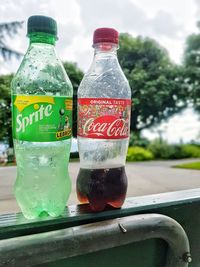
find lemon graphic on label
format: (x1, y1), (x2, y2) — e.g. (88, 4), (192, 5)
(34, 104), (39, 110)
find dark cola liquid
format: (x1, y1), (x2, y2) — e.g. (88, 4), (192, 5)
(76, 166), (127, 212)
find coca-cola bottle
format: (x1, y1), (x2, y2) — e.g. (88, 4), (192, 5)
(77, 28), (131, 212)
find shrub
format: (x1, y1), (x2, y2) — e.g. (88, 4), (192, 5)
(167, 145), (188, 159)
(148, 139), (175, 159)
(148, 139), (200, 159)
(129, 132), (150, 148)
(126, 146), (154, 161)
(181, 145), (200, 158)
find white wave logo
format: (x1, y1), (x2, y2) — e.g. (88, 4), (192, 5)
(82, 117), (129, 138)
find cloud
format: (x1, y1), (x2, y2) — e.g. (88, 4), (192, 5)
(77, 0), (185, 39)
(143, 108), (200, 143)
(0, 0), (196, 72)
(0, 0), (80, 52)
(77, 0), (148, 34)
(194, 0), (200, 30)
(0, 0), (81, 73)
(150, 10), (184, 38)
(195, 0), (200, 13)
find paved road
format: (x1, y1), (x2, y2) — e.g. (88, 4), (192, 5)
(0, 159), (200, 214)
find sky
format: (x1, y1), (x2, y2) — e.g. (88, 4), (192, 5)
(0, 0), (200, 143)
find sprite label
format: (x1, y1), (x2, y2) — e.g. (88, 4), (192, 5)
(12, 95), (72, 142)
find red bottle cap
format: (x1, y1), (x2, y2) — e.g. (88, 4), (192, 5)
(93, 28), (119, 45)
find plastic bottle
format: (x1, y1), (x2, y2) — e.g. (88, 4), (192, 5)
(11, 15), (73, 219)
(77, 28), (131, 212)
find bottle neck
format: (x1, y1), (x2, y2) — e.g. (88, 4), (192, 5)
(88, 43), (119, 72)
(29, 32), (56, 45)
(93, 43), (118, 56)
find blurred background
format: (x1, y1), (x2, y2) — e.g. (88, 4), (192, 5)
(0, 0), (200, 213)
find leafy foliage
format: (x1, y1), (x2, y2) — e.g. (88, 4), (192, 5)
(181, 144), (200, 158)
(118, 33), (187, 132)
(126, 146), (154, 161)
(148, 139), (200, 159)
(183, 25), (200, 112)
(63, 62), (84, 137)
(0, 75), (13, 146)
(0, 21), (23, 60)
(148, 139), (184, 159)
(129, 132), (150, 147)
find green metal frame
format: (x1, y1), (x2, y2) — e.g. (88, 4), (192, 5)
(0, 213), (191, 267)
(1, 188), (200, 266)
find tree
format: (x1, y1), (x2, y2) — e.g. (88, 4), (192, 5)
(63, 62), (84, 137)
(0, 21), (23, 147)
(0, 21), (23, 59)
(183, 23), (200, 113)
(0, 75), (13, 147)
(118, 33), (187, 133)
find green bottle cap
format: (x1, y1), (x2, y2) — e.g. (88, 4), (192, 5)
(27, 15), (57, 37)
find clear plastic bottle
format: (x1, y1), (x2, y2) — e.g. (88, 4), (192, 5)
(11, 16), (73, 219)
(77, 28), (131, 212)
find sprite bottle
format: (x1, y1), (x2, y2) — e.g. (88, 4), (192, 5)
(11, 15), (73, 219)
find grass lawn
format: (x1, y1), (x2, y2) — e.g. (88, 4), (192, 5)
(174, 161), (200, 170)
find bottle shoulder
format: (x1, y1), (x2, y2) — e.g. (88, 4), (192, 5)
(12, 45), (73, 97)
(78, 65), (131, 99)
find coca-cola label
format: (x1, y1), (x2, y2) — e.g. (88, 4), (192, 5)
(78, 98), (131, 139)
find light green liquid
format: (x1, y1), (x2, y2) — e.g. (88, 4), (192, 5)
(14, 139), (71, 219)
